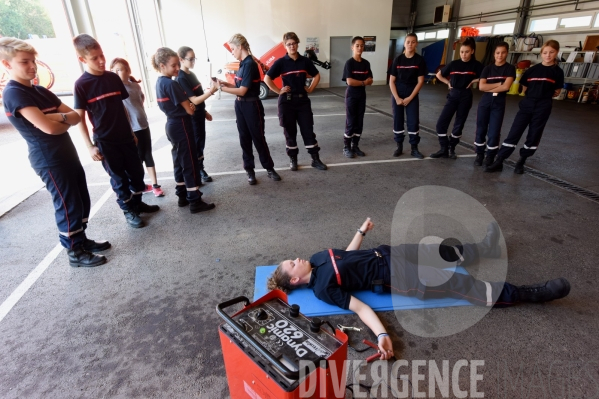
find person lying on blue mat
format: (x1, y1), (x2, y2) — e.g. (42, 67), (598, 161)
(267, 218), (570, 360)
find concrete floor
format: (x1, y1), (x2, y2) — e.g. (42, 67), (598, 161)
(1, 84), (599, 398)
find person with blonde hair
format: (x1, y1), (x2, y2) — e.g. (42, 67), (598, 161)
(1, 37), (108, 267)
(218, 33), (280, 185)
(486, 40), (564, 174)
(265, 32), (327, 171)
(152, 47), (216, 213)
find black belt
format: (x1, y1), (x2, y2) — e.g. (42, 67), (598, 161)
(236, 96), (259, 102)
(285, 93), (306, 98)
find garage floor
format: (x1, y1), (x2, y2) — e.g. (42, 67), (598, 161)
(1, 84), (598, 398)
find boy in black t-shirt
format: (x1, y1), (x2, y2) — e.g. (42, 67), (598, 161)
(1, 37), (108, 267)
(341, 36), (373, 158)
(72, 34), (159, 228)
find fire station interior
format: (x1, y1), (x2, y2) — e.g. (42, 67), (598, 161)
(1, 0), (599, 397)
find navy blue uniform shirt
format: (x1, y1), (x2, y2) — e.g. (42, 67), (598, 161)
(440, 58), (484, 90)
(390, 53), (427, 86)
(3, 80), (78, 169)
(480, 63), (516, 87)
(266, 54), (319, 94)
(236, 55), (261, 98)
(308, 248), (382, 309)
(73, 71), (131, 143)
(342, 57), (373, 97)
(520, 63), (564, 99)
(156, 76), (189, 119)
(176, 69), (206, 112)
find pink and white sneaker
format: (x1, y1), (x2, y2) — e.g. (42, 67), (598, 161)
(152, 186), (165, 197)
(143, 184), (153, 193)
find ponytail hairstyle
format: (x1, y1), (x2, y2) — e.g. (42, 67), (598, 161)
(109, 57), (141, 83)
(461, 37), (476, 52)
(266, 262), (293, 293)
(228, 33), (252, 55)
(177, 46), (193, 59)
(541, 40), (560, 64)
(494, 41), (510, 53)
(151, 47), (178, 72)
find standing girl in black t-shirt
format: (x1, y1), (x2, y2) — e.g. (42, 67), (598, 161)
(431, 38), (483, 159)
(176, 46), (214, 183)
(152, 47), (216, 213)
(341, 36), (373, 158)
(389, 33), (427, 159)
(474, 42), (516, 168)
(486, 40), (564, 174)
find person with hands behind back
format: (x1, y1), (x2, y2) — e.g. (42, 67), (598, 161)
(1, 37), (109, 267)
(152, 47), (217, 214)
(268, 217), (571, 360)
(264, 32), (327, 172)
(217, 33), (280, 185)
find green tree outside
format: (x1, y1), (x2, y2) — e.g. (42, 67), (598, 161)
(0, 0), (55, 38)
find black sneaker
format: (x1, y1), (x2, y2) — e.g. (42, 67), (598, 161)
(343, 146), (355, 158)
(124, 210), (144, 228)
(190, 199), (216, 213)
(178, 196), (189, 207)
(199, 169), (213, 182)
(246, 169), (257, 185)
(517, 278), (571, 303)
(474, 153), (484, 166)
(267, 169), (281, 181)
(137, 202), (160, 213)
(82, 238), (111, 252)
(289, 156), (298, 171)
(352, 145), (365, 157)
(67, 247), (107, 267)
(429, 147), (448, 158)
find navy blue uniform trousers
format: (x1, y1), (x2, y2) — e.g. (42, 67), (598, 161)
(278, 94), (320, 156)
(96, 140), (145, 211)
(474, 93), (507, 156)
(165, 117), (203, 201)
(191, 110), (206, 163)
(378, 244), (518, 307)
(498, 97), (552, 159)
(392, 83), (421, 145)
(36, 161), (90, 249)
(344, 90), (366, 145)
(235, 98), (275, 170)
(436, 88), (473, 147)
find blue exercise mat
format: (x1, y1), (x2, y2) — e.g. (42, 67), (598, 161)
(254, 265), (474, 317)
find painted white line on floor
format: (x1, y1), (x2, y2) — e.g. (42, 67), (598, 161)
(0, 188), (114, 324)
(210, 112), (380, 123)
(85, 154), (477, 186)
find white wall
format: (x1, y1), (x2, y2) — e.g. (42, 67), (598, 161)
(158, 0), (393, 87)
(415, 0), (448, 27)
(458, 0), (520, 23)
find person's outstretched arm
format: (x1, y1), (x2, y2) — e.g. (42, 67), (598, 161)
(346, 217), (374, 251)
(349, 296), (394, 360)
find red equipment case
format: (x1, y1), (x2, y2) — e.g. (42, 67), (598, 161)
(217, 290), (348, 398)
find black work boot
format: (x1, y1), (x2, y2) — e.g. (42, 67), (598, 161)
(124, 210), (144, 228)
(198, 159), (212, 182)
(311, 154), (327, 170)
(484, 156), (505, 173)
(343, 146), (355, 158)
(246, 169), (257, 185)
(136, 202), (160, 213)
(474, 153), (484, 166)
(477, 221), (501, 258)
(448, 146), (457, 159)
(289, 156), (298, 171)
(410, 145), (424, 159)
(190, 199), (215, 213)
(82, 238), (111, 252)
(430, 146), (448, 158)
(352, 142), (365, 157)
(67, 246), (106, 267)
(514, 156), (527, 174)
(267, 168), (281, 181)
(178, 195), (189, 207)
(517, 278), (571, 303)
(393, 142), (403, 157)
(483, 154), (495, 167)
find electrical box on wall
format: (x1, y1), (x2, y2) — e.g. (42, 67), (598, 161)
(434, 5), (451, 24)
